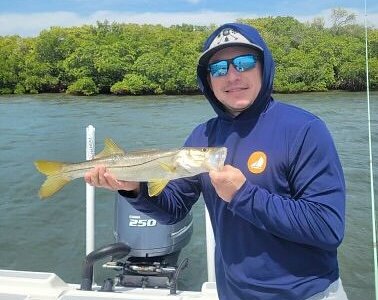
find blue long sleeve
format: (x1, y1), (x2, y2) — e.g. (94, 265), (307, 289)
(228, 118), (345, 251)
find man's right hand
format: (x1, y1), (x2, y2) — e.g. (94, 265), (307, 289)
(84, 165), (140, 194)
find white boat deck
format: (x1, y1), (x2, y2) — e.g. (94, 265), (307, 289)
(0, 269), (218, 300)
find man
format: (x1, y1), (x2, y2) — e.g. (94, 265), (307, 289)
(85, 23), (348, 300)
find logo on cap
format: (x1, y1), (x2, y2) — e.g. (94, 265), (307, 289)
(247, 151), (267, 174)
(209, 28), (251, 49)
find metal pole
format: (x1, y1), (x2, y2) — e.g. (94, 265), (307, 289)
(205, 207), (216, 282)
(86, 125), (96, 255)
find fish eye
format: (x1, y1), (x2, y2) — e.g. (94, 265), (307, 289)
(201, 148), (208, 152)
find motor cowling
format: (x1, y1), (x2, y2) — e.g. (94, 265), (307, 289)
(114, 193), (193, 262)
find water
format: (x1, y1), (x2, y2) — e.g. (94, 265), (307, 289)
(0, 92), (377, 299)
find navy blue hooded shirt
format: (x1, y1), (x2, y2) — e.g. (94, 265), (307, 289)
(121, 23), (346, 300)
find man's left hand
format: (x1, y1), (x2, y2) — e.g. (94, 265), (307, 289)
(209, 165), (246, 202)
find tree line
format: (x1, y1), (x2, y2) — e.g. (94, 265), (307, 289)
(0, 9), (377, 96)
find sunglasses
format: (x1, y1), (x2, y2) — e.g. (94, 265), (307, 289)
(208, 54), (259, 77)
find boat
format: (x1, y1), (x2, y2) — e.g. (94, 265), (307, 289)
(0, 269), (218, 299)
(1, 3), (376, 297)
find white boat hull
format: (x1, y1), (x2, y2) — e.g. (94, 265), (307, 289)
(0, 269), (218, 300)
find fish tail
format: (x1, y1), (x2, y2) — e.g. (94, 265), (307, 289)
(34, 160), (66, 175)
(34, 160), (71, 199)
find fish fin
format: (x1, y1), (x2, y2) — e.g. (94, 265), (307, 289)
(34, 160), (66, 175)
(39, 176), (71, 199)
(95, 138), (125, 158)
(147, 180), (170, 197)
(159, 162), (176, 173)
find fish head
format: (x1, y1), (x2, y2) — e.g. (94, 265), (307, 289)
(175, 147), (227, 174)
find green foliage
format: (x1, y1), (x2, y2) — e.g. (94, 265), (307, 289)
(245, 15), (376, 93)
(0, 36), (30, 94)
(111, 74), (158, 95)
(0, 13), (377, 96)
(370, 58), (378, 90)
(66, 77), (99, 96)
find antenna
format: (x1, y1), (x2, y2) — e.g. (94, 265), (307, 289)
(364, 1), (378, 299)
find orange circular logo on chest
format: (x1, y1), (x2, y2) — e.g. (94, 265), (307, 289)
(247, 151), (267, 174)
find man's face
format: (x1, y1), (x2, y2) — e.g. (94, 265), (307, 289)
(208, 46), (262, 116)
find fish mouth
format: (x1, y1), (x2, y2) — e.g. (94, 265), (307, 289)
(209, 147), (227, 170)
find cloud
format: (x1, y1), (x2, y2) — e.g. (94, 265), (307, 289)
(0, 9), (376, 37)
(296, 8), (378, 28)
(89, 10), (254, 25)
(0, 12), (84, 36)
(0, 10), (252, 36)
(185, 0), (202, 4)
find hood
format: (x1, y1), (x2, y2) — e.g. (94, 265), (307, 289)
(197, 23), (275, 121)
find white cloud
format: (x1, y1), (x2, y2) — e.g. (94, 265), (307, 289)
(0, 9), (376, 37)
(88, 10), (255, 26)
(0, 12), (85, 36)
(0, 11), (247, 36)
(185, 0), (202, 4)
(0, 10), (254, 36)
(296, 8), (378, 28)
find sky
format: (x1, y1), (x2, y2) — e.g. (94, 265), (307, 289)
(0, 0), (377, 37)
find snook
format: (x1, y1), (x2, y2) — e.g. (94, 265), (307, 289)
(34, 138), (227, 199)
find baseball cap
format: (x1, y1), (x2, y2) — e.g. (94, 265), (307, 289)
(198, 27), (263, 67)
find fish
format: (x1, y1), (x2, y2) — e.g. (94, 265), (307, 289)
(34, 138), (227, 199)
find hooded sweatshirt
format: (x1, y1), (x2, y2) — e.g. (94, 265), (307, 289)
(120, 23), (346, 300)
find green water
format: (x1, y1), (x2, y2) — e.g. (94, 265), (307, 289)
(0, 92), (377, 299)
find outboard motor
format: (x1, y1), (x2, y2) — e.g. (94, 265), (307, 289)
(99, 193), (193, 292)
(114, 193), (193, 262)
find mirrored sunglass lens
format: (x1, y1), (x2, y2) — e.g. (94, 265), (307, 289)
(233, 56), (256, 72)
(209, 61), (228, 77)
